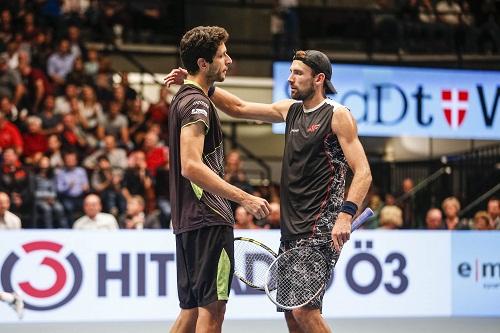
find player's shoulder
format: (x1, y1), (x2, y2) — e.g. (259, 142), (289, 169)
(325, 98), (349, 113)
(176, 86), (211, 114)
(177, 85), (210, 104)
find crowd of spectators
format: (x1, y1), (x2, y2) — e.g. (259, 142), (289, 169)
(0, 1), (173, 230)
(364, 177), (499, 231)
(371, 0), (500, 54)
(0, 1), (497, 232)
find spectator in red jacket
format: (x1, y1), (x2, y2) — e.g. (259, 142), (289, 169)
(22, 116), (48, 164)
(0, 98), (23, 155)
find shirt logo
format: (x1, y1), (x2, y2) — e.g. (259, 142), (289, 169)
(290, 129), (299, 133)
(193, 100), (209, 109)
(191, 108), (208, 117)
(307, 124), (321, 133)
(441, 89), (468, 129)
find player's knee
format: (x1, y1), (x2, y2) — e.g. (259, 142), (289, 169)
(285, 312), (301, 332)
(292, 307), (320, 324)
(217, 302), (227, 322)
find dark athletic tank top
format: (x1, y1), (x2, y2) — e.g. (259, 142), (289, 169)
(280, 99), (348, 241)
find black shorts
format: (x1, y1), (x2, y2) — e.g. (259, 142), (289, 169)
(176, 225), (234, 309)
(277, 237), (339, 312)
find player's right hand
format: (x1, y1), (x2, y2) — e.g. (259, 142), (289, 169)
(163, 67), (188, 87)
(241, 194), (271, 220)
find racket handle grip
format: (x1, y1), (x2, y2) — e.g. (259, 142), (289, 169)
(351, 207), (374, 231)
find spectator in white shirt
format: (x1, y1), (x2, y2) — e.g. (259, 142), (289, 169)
(0, 192), (21, 229)
(73, 194), (119, 230)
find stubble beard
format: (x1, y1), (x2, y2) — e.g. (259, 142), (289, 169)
(207, 66), (226, 83)
(291, 83), (315, 101)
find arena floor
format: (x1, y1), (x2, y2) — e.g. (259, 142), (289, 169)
(2, 318), (500, 333)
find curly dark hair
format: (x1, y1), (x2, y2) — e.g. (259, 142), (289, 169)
(180, 26), (229, 75)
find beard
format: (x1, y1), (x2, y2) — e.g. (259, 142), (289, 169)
(291, 83), (315, 101)
(206, 65), (226, 83)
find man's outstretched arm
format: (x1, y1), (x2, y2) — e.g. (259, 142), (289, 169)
(211, 87), (292, 123)
(163, 67), (293, 123)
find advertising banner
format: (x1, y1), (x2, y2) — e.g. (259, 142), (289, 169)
(0, 230), (497, 323)
(452, 231), (500, 316)
(272, 63), (500, 139)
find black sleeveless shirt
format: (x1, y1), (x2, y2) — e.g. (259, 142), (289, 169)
(280, 99), (348, 241)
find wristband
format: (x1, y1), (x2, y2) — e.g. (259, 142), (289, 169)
(340, 201), (358, 217)
(207, 85), (216, 97)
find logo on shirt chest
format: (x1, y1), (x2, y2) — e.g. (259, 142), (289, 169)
(306, 124), (321, 133)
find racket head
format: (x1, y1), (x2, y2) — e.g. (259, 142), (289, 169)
(265, 246), (330, 310)
(234, 237), (278, 290)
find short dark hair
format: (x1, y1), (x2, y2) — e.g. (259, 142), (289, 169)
(180, 26), (229, 75)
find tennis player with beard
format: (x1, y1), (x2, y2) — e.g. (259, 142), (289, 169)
(168, 26), (270, 333)
(165, 49), (371, 333)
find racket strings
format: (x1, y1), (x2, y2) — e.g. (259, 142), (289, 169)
(267, 247), (329, 309)
(234, 239), (276, 289)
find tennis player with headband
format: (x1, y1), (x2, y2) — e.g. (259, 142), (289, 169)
(165, 49), (371, 333)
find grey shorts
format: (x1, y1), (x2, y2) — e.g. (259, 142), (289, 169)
(276, 237), (339, 312)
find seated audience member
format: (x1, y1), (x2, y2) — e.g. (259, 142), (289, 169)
(56, 151), (89, 223)
(73, 194), (119, 230)
(425, 207), (445, 230)
(234, 205), (268, 229)
(83, 135), (127, 172)
(60, 112), (88, 155)
(473, 211), (493, 231)
(0, 148), (32, 226)
(54, 83), (78, 115)
(66, 56), (93, 86)
(146, 85), (170, 144)
(265, 202), (280, 229)
(47, 38), (76, 89)
(90, 156), (125, 217)
(224, 150), (253, 193)
(127, 98), (148, 147)
(0, 54), (25, 106)
(442, 196), (469, 230)
(0, 192), (21, 229)
(98, 100), (131, 148)
(0, 98), (23, 155)
(18, 60), (53, 113)
(486, 198), (499, 229)
(40, 95), (63, 136)
(120, 195), (146, 229)
(0, 95), (25, 129)
(378, 205), (403, 229)
(365, 194), (383, 229)
(22, 116), (48, 164)
(121, 151), (153, 208)
(84, 48), (99, 78)
(142, 131), (167, 177)
(34, 156), (68, 228)
(397, 177), (417, 229)
(46, 134), (64, 168)
(77, 85), (104, 149)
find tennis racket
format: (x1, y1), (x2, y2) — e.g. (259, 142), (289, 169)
(234, 236), (278, 290)
(264, 207), (374, 310)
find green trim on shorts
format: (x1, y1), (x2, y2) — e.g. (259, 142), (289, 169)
(217, 248), (231, 300)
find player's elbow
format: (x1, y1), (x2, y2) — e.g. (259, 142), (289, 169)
(363, 166), (372, 186)
(224, 103), (245, 118)
(354, 162), (372, 186)
(180, 160), (198, 180)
